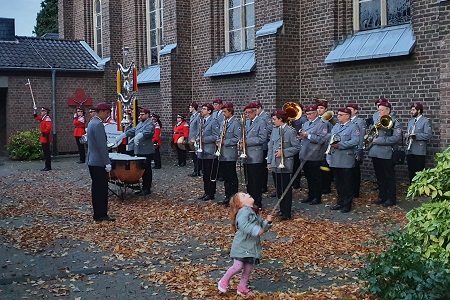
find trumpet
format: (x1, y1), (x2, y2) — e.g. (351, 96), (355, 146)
(196, 116), (204, 153)
(325, 134), (341, 155)
(278, 126), (285, 169)
(364, 115), (393, 150)
(239, 114), (247, 158)
(322, 111), (336, 126)
(214, 119), (227, 157)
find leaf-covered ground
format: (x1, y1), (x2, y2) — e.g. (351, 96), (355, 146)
(0, 157), (421, 299)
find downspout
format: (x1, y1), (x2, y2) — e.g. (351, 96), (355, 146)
(51, 69), (57, 156)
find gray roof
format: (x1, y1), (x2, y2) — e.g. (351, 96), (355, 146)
(0, 36), (104, 72)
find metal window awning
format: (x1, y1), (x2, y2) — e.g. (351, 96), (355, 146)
(204, 50), (255, 77)
(325, 24), (416, 64)
(137, 65), (160, 84)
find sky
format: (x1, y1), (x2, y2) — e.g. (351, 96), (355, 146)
(0, 0), (42, 36)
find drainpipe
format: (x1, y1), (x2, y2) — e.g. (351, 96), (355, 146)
(51, 69), (57, 156)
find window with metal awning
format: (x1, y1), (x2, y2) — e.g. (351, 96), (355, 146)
(137, 65), (160, 84)
(325, 23), (416, 64)
(204, 50), (255, 77)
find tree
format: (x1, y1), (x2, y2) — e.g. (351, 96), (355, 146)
(34, 0), (59, 37)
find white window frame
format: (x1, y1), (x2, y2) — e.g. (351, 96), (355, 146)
(224, 0), (255, 53)
(146, 0), (164, 65)
(93, 0), (103, 57)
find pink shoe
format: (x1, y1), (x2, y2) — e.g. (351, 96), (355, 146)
(237, 285), (254, 296)
(218, 279), (228, 293)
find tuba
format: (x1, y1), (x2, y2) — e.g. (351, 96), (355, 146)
(363, 115), (394, 150)
(321, 111), (336, 126)
(282, 102), (303, 123)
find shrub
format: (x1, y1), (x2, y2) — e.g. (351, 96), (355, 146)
(407, 146), (450, 201)
(359, 231), (450, 300)
(6, 129), (42, 160)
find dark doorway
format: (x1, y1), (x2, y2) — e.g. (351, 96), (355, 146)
(0, 88), (7, 153)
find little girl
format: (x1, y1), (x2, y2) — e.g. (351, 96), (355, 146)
(218, 192), (273, 295)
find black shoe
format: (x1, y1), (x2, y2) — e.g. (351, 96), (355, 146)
(373, 198), (386, 205)
(382, 200), (396, 207)
(178, 163), (186, 167)
(340, 206), (351, 213)
(301, 198), (313, 203)
(218, 199), (230, 206)
(270, 192), (277, 198)
(140, 190), (152, 196)
(41, 167), (51, 171)
(134, 190), (143, 195)
(276, 211), (283, 217)
(201, 195), (215, 201)
(76, 161), (85, 164)
(322, 189), (331, 195)
(94, 216), (116, 222)
(330, 204), (342, 210)
(281, 215), (291, 221)
(188, 172), (197, 177)
(197, 194), (207, 200)
(309, 199), (322, 205)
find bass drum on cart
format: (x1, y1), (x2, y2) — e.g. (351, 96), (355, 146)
(108, 153), (146, 184)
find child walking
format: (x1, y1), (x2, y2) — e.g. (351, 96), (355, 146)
(218, 192), (273, 295)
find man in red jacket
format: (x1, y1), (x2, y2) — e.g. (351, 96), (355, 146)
(34, 107), (53, 171)
(73, 107), (86, 163)
(173, 114), (189, 166)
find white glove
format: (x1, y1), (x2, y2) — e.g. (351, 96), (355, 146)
(105, 164), (112, 172)
(134, 133), (144, 145)
(114, 133), (127, 146)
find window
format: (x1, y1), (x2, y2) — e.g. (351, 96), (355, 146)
(225, 0), (255, 52)
(353, 0), (410, 31)
(93, 0), (103, 57)
(147, 0), (164, 65)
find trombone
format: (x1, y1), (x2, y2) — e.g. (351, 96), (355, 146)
(196, 116), (204, 153)
(238, 114), (248, 185)
(211, 118), (227, 182)
(278, 126), (285, 169)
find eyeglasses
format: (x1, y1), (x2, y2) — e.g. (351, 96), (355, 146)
(337, 114), (348, 116)
(305, 112), (316, 115)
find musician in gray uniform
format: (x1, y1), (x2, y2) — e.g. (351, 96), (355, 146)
(405, 102), (432, 183)
(217, 102), (241, 206)
(86, 102), (115, 222)
(299, 105), (329, 205)
(115, 108), (155, 196)
(188, 102), (201, 177)
(347, 103), (366, 198)
(268, 110), (301, 220)
(212, 98), (224, 123)
(367, 101), (402, 207)
(197, 103), (220, 201)
(242, 102), (268, 209)
(317, 100), (333, 194)
(255, 100), (272, 194)
(290, 104), (307, 189)
(327, 108), (360, 213)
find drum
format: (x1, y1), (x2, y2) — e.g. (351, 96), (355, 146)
(108, 153), (146, 184)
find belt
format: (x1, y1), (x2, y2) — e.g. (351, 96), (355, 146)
(174, 132), (184, 134)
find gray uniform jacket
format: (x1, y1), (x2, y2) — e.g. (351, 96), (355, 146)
(230, 206), (272, 260)
(125, 119), (155, 155)
(244, 116), (268, 164)
(197, 116), (219, 160)
(188, 112), (200, 141)
(291, 115), (307, 133)
(267, 125), (301, 173)
(327, 122), (360, 168)
(213, 110), (224, 123)
(351, 115), (366, 159)
(368, 117), (402, 159)
(299, 118), (329, 161)
(258, 110), (272, 151)
(405, 115), (432, 156)
(86, 116), (110, 167)
(218, 116), (241, 162)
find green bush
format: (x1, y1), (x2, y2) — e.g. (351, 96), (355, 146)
(6, 129), (42, 160)
(359, 231), (450, 300)
(407, 146), (450, 201)
(406, 201), (450, 263)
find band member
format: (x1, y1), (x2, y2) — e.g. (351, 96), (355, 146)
(74, 107), (86, 164)
(367, 98), (397, 127)
(34, 107), (52, 171)
(405, 102), (432, 183)
(197, 103), (220, 201)
(347, 103), (366, 198)
(212, 98), (224, 123)
(173, 114), (189, 167)
(86, 102), (114, 222)
(88, 107), (97, 118)
(267, 110), (301, 220)
(217, 102), (241, 206)
(327, 108), (360, 213)
(254, 100), (272, 194)
(367, 101), (402, 207)
(188, 102), (201, 176)
(115, 108), (155, 196)
(290, 103), (307, 189)
(242, 102), (268, 209)
(317, 100), (333, 194)
(299, 105), (329, 205)
(152, 113), (162, 169)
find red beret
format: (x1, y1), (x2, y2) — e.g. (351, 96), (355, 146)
(41, 107), (51, 112)
(190, 102), (199, 110)
(376, 98), (388, 105)
(202, 103), (214, 112)
(271, 110), (287, 117)
(316, 100), (328, 108)
(140, 109), (151, 114)
(304, 105), (318, 112)
(346, 103), (358, 110)
(412, 102), (423, 111)
(244, 102), (257, 110)
(95, 102), (111, 111)
(378, 101), (392, 108)
(213, 98), (223, 105)
(151, 113), (160, 119)
(254, 100), (263, 108)
(177, 114), (185, 119)
(221, 102), (233, 109)
(338, 107), (351, 115)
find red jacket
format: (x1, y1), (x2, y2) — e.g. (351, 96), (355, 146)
(172, 121), (189, 143)
(73, 116), (86, 137)
(153, 122), (162, 146)
(35, 115), (52, 144)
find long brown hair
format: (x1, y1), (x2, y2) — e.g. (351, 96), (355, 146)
(229, 193), (242, 232)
